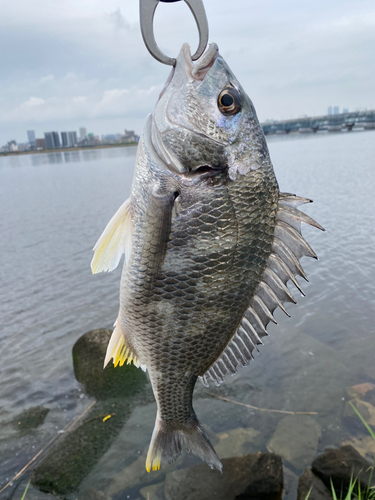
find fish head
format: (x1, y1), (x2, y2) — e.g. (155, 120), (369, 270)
(151, 42), (269, 180)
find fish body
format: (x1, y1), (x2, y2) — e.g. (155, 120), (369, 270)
(92, 43), (323, 472)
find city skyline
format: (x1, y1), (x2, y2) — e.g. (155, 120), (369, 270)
(1, 0), (374, 145)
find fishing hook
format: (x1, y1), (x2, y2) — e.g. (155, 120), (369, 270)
(139, 0), (209, 66)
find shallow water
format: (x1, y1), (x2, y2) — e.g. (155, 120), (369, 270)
(0, 132), (374, 499)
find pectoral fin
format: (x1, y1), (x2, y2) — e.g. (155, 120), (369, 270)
(91, 197), (132, 274)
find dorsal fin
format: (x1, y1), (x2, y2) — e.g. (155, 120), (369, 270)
(91, 197), (132, 274)
(199, 193), (324, 387)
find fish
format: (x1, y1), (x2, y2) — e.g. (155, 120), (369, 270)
(91, 42), (324, 473)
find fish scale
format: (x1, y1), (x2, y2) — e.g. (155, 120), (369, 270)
(91, 42), (324, 472)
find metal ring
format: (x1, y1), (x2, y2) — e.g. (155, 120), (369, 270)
(139, 0), (209, 66)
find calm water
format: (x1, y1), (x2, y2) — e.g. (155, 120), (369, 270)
(0, 132), (374, 499)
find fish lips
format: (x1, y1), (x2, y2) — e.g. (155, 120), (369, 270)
(158, 43), (220, 102)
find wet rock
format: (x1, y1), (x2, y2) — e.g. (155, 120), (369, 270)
(32, 375), (148, 496)
(164, 452), (283, 500)
(312, 445), (375, 492)
(72, 328), (147, 400)
(343, 399), (375, 427)
(12, 406), (49, 431)
(297, 468), (332, 500)
(215, 427), (261, 459)
(283, 466), (298, 500)
(140, 482), (165, 500)
(267, 415), (321, 470)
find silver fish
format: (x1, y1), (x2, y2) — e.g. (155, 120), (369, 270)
(91, 42), (324, 472)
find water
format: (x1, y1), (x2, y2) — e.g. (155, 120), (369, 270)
(0, 132), (374, 499)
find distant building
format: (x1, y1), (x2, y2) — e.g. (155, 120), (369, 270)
(7, 140), (18, 152)
(61, 131), (78, 147)
(27, 130), (36, 147)
(333, 106), (339, 115)
(343, 108), (349, 114)
(79, 127), (87, 141)
(44, 131), (61, 149)
(327, 106), (333, 116)
(36, 138), (46, 149)
(122, 129), (138, 144)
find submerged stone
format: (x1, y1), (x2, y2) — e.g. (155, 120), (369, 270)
(266, 415), (321, 470)
(31, 329), (149, 496)
(72, 328), (147, 400)
(13, 406), (50, 431)
(164, 452), (283, 500)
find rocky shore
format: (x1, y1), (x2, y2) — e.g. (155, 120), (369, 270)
(16, 329), (375, 500)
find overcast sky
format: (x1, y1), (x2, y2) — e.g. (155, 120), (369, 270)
(1, 0), (374, 145)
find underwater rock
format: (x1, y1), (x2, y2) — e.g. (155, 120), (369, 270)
(347, 383), (375, 404)
(31, 400), (135, 495)
(267, 415), (321, 469)
(12, 406), (49, 431)
(297, 468), (332, 500)
(140, 482), (165, 500)
(32, 333), (148, 497)
(215, 427), (261, 459)
(282, 466), (298, 500)
(343, 399), (375, 430)
(72, 328), (147, 399)
(312, 445), (375, 492)
(164, 452), (283, 500)
(341, 435), (375, 462)
(84, 488), (111, 500)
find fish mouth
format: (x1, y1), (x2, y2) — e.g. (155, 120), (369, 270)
(152, 43), (222, 175)
(182, 42), (219, 81)
(158, 42), (219, 101)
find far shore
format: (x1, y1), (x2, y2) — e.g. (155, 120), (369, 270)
(0, 142), (138, 157)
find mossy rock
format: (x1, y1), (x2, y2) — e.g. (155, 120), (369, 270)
(13, 406), (49, 431)
(72, 328), (147, 400)
(31, 399), (131, 496)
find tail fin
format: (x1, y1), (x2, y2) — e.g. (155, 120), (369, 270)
(145, 413), (222, 472)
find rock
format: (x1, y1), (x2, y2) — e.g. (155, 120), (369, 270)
(267, 415), (321, 470)
(140, 482), (165, 500)
(215, 427), (261, 459)
(164, 452), (283, 500)
(72, 328), (147, 400)
(283, 466), (298, 500)
(347, 383), (375, 404)
(297, 469), (332, 500)
(312, 445), (375, 492)
(84, 489), (111, 500)
(31, 399), (135, 495)
(12, 406), (49, 431)
(343, 399), (375, 427)
(341, 436), (375, 462)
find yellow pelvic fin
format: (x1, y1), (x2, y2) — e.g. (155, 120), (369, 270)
(91, 197), (132, 274)
(103, 324), (139, 369)
(146, 452), (161, 473)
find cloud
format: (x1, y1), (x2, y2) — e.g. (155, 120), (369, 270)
(1, 85), (162, 123)
(106, 8), (130, 31)
(39, 75), (54, 84)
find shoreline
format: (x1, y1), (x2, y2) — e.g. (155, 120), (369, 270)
(0, 142), (138, 157)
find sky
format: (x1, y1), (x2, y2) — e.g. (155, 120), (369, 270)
(1, 0), (374, 145)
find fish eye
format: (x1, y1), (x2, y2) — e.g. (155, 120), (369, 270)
(218, 87), (241, 116)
